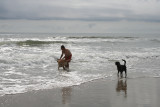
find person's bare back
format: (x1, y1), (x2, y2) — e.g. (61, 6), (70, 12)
(62, 49), (72, 58)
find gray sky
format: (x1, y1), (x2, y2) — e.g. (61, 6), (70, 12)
(0, 0), (160, 33)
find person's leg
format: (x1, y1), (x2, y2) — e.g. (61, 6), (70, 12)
(67, 62), (69, 69)
(65, 62), (69, 69)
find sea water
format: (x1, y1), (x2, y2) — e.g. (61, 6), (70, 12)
(0, 33), (160, 96)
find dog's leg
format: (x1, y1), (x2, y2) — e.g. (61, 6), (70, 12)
(125, 70), (127, 78)
(117, 71), (120, 77)
(63, 66), (66, 70)
(58, 66), (59, 70)
(121, 72), (123, 78)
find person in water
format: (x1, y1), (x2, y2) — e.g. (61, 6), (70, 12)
(60, 45), (72, 69)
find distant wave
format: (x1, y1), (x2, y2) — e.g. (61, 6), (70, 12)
(0, 40), (68, 46)
(67, 36), (136, 39)
(0, 36), (137, 46)
(151, 39), (160, 43)
(16, 40), (68, 46)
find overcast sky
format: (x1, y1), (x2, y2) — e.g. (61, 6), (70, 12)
(0, 0), (160, 33)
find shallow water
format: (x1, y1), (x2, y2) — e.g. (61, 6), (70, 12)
(0, 33), (160, 96)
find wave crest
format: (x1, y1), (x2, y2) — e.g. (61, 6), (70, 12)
(17, 40), (68, 46)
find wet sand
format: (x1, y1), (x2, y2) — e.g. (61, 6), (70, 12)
(0, 77), (160, 107)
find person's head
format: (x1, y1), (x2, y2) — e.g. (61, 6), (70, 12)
(61, 45), (65, 50)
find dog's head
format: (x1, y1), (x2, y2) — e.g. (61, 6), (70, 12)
(115, 62), (120, 66)
(57, 59), (60, 63)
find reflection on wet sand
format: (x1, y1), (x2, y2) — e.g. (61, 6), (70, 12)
(116, 78), (127, 97)
(61, 87), (72, 104)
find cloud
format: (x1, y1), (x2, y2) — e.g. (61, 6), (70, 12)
(0, 0), (160, 22)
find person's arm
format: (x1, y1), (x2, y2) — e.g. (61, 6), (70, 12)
(60, 52), (64, 59)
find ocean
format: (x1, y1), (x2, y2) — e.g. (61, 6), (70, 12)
(0, 33), (160, 96)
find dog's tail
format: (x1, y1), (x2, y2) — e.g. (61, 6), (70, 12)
(122, 59), (126, 66)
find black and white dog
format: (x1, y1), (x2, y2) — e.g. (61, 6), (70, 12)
(115, 59), (127, 77)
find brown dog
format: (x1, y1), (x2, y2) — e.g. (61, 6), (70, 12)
(57, 59), (67, 70)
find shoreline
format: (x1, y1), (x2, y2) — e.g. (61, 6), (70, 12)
(0, 77), (160, 107)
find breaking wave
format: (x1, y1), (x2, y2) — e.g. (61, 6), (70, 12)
(16, 40), (68, 46)
(0, 40), (68, 46)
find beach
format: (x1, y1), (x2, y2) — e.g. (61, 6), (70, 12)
(0, 77), (159, 107)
